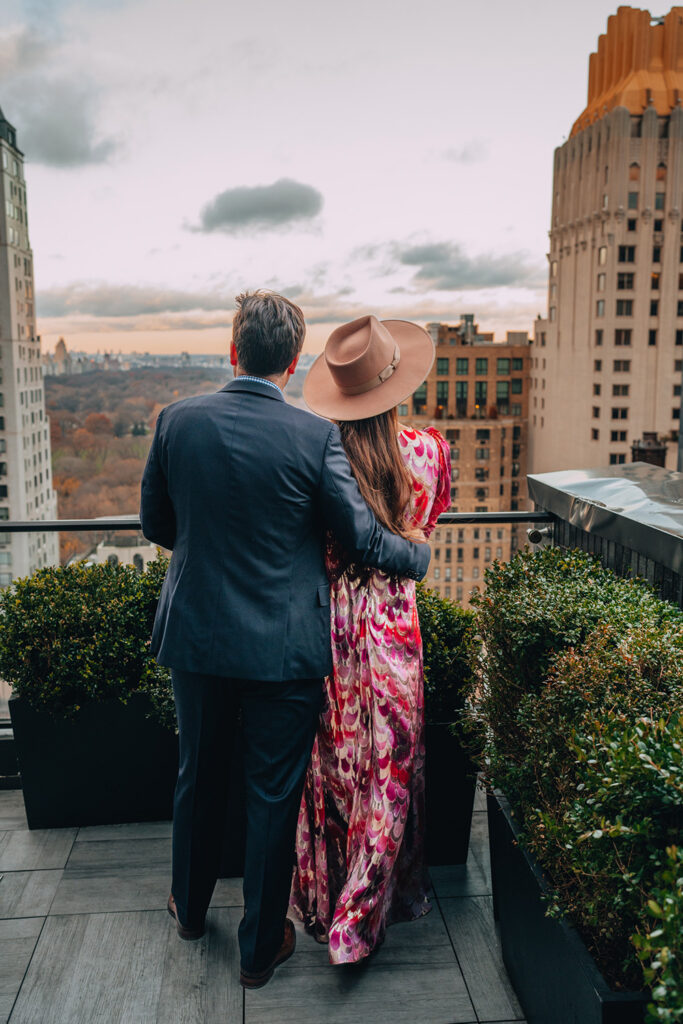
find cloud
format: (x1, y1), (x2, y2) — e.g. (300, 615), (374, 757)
(0, 24), (117, 167)
(397, 241), (544, 291)
(37, 283), (233, 318)
(441, 140), (488, 163)
(195, 178), (323, 233)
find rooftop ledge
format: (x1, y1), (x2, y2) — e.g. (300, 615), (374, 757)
(528, 461), (683, 575)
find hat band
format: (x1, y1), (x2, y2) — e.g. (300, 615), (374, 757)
(335, 346), (401, 396)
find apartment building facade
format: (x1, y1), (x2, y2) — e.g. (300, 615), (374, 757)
(405, 316), (531, 603)
(529, 6), (683, 474)
(0, 105), (58, 583)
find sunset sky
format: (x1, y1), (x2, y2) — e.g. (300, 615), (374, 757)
(0, 0), (651, 356)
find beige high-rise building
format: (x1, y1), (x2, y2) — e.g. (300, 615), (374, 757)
(0, 105), (58, 584)
(529, 6), (683, 475)
(408, 316), (532, 604)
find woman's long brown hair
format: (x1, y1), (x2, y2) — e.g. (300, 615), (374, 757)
(337, 406), (414, 539)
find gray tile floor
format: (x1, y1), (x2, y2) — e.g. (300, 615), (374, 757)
(0, 786), (526, 1024)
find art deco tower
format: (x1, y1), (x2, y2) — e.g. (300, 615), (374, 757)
(0, 106), (58, 583)
(529, 7), (683, 474)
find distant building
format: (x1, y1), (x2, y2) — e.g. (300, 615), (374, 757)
(0, 105), (58, 584)
(530, 7), (683, 475)
(408, 316), (531, 604)
(71, 532), (165, 571)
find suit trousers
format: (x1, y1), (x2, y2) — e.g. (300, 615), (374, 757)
(171, 669), (323, 972)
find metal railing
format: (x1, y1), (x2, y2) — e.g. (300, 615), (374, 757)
(0, 510), (552, 533)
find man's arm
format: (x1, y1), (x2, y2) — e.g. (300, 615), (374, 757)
(318, 424), (430, 581)
(140, 409), (176, 550)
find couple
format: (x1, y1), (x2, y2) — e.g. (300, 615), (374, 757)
(140, 290), (451, 987)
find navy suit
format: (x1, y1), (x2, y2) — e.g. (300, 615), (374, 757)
(140, 376), (429, 971)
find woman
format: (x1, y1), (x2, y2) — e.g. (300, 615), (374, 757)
(290, 314), (451, 964)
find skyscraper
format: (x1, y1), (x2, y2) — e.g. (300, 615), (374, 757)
(408, 316), (531, 603)
(0, 105), (58, 583)
(529, 6), (683, 475)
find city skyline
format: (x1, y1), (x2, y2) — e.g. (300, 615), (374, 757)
(0, 0), (653, 354)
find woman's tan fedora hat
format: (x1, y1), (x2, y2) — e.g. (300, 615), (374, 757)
(303, 315), (435, 421)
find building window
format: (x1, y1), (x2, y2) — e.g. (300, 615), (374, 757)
(678, 301), (683, 317)
(456, 567), (463, 581)
(613, 359), (631, 371)
(592, 428), (599, 440)
(511, 404), (522, 416)
(649, 329), (657, 346)
(655, 192), (665, 210)
(475, 447), (490, 460)
(650, 301), (659, 317)
(653, 245), (662, 263)
(455, 381), (468, 416)
(615, 329), (632, 346)
(597, 273), (606, 291)
(496, 381), (509, 412)
(594, 359), (602, 371)
(475, 358), (488, 375)
(618, 245), (635, 262)
(596, 299), (605, 317)
(654, 219), (663, 232)
(674, 408), (681, 420)
(627, 218), (637, 231)
(398, 404), (408, 416)
(598, 245), (608, 265)
(657, 163), (667, 181)
(511, 378), (522, 394)
(612, 384), (630, 396)
(434, 567), (440, 580)
(609, 453), (627, 465)
(595, 329), (603, 346)
(678, 331), (683, 346)
(593, 383), (601, 395)
(616, 299), (633, 316)
(611, 430), (627, 441)
(456, 357), (468, 375)
(549, 306), (556, 322)
(592, 406), (601, 418)
(412, 382), (427, 414)
(617, 272), (634, 289)
(497, 358), (510, 375)
(611, 407), (629, 419)
(436, 358), (449, 376)
(512, 357), (523, 371)
(472, 567), (480, 580)
(627, 192), (639, 209)
(550, 260), (557, 276)
(474, 381), (487, 412)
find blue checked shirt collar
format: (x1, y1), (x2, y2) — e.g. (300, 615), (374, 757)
(236, 374), (283, 395)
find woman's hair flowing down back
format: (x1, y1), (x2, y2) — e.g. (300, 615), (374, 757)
(337, 406), (414, 540)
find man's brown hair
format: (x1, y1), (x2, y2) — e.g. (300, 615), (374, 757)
(232, 291), (306, 376)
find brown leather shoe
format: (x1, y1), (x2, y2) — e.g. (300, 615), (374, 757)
(240, 919), (296, 989)
(167, 893), (205, 940)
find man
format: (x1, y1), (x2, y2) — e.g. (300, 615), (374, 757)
(140, 291), (430, 989)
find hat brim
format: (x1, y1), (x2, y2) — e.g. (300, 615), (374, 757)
(303, 319), (435, 421)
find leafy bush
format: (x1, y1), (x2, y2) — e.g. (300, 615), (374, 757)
(0, 557), (174, 725)
(634, 843), (683, 1023)
(416, 583), (475, 724)
(468, 547), (683, 1013)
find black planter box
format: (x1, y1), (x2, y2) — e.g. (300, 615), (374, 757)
(487, 790), (650, 1024)
(425, 721), (476, 865)
(10, 694), (179, 829)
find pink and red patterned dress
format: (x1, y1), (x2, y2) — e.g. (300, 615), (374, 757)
(290, 426), (451, 964)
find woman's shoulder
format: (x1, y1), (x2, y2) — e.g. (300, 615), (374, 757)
(398, 424), (448, 461)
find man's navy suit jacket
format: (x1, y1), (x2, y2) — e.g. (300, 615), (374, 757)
(140, 376), (430, 681)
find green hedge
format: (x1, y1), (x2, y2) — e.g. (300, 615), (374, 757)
(0, 561), (473, 736)
(467, 547), (683, 1020)
(416, 582), (475, 725)
(0, 558), (172, 722)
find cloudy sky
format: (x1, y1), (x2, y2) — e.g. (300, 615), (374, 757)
(0, 0), (642, 354)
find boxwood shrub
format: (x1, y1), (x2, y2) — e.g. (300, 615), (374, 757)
(416, 582), (475, 725)
(0, 557), (173, 724)
(468, 547), (683, 1020)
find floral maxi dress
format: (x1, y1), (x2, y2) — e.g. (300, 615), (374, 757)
(290, 426), (452, 964)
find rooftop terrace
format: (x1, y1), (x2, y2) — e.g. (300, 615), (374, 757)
(0, 786), (525, 1024)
